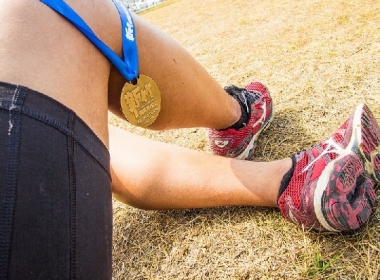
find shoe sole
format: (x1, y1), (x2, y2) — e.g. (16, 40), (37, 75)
(313, 104), (379, 232)
(358, 104), (380, 183)
(236, 105), (274, 160)
(320, 154), (376, 231)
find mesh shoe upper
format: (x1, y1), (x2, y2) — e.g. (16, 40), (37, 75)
(278, 104), (379, 232)
(208, 81), (273, 160)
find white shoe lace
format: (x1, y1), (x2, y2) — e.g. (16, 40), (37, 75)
(302, 137), (345, 173)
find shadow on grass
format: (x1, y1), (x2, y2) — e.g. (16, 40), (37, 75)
(112, 108), (380, 279)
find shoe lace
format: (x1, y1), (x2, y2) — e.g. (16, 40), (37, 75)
(302, 137), (344, 173)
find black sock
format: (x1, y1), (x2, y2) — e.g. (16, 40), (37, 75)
(224, 85), (251, 130)
(277, 155), (296, 201)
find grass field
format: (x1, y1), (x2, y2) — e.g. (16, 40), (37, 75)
(111, 0), (380, 279)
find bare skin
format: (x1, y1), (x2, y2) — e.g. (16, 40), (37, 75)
(0, 0), (290, 209)
(108, 14), (242, 131)
(110, 125), (290, 209)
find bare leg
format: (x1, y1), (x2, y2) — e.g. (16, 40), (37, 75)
(108, 14), (242, 130)
(110, 125), (291, 209)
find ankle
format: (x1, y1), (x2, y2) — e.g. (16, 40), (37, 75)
(228, 96), (245, 128)
(277, 157), (296, 204)
(224, 86), (251, 130)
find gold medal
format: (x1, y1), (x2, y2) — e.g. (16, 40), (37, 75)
(120, 75), (162, 127)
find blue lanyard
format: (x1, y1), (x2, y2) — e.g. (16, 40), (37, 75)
(39, 0), (139, 82)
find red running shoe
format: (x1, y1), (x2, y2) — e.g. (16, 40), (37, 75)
(208, 82), (273, 160)
(278, 104), (380, 232)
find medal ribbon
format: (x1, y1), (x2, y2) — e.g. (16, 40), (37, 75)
(39, 0), (139, 81)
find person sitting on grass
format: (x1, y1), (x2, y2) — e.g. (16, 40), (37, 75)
(0, 0), (379, 279)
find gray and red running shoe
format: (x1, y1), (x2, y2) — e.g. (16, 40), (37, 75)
(208, 81), (273, 160)
(278, 104), (380, 232)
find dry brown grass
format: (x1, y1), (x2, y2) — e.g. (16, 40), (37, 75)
(111, 0), (380, 279)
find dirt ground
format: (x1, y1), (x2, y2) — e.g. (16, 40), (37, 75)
(110, 0), (380, 279)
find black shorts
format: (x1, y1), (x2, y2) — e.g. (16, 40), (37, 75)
(0, 82), (112, 279)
